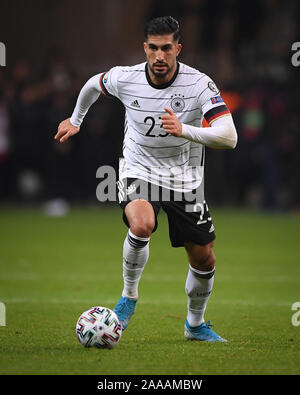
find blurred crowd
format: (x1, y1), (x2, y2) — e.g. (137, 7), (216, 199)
(0, 0), (299, 211)
(0, 50), (125, 207)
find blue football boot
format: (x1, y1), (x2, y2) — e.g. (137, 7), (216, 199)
(184, 320), (227, 342)
(113, 296), (137, 330)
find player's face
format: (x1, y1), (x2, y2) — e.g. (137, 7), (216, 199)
(144, 34), (182, 82)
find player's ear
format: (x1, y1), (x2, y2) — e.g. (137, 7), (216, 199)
(143, 42), (148, 54)
(176, 43), (182, 57)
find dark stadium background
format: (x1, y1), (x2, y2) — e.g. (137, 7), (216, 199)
(0, 0), (299, 211)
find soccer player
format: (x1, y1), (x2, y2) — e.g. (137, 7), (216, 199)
(55, 16), (237, 342)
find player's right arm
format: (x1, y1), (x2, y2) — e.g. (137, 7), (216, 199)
(55, 73), (105, 143)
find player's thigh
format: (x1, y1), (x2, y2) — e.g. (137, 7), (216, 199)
(118, 178), (160, 237)
(125, 199), (156, 238)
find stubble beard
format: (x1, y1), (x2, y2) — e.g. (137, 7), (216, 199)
(149, 62), (172, 80)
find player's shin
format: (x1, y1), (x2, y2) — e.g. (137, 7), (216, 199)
(185, 265), (215, 327)
(122, 229), (150, 300)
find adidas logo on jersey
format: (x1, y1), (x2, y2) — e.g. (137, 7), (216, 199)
(130, 99), (141, 108)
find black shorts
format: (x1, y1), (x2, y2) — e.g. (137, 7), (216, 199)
(118, 178), (216, 247)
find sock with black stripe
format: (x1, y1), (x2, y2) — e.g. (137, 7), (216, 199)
(122, 229), (150, 300)
(185, 265), (215, 327)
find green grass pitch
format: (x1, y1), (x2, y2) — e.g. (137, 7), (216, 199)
(0, 206), (299, 375)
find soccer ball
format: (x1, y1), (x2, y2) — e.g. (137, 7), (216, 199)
(76, 306), (122, 349)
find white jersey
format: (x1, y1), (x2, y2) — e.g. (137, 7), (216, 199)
(100, 61), (230, 193)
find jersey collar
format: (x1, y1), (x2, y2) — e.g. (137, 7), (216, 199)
(145, 62), (180, 89)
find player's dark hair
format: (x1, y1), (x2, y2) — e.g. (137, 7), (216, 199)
(144, 16), (180, 42)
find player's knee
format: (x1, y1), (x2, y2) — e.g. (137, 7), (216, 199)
(188, 244), (216, 272)
(130, 220), (154, 238)
(125, 199), (155, 238)
(206, 249), (216, 271)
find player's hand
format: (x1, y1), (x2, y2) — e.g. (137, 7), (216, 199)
(161, 108), (182, 137)
(55, 118), (80, 143)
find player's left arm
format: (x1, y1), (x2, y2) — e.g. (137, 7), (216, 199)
(161, 108), (237, 149)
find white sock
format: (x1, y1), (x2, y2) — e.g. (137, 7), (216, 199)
(122, 229), (150, 300)
(185, 265), (215, 327)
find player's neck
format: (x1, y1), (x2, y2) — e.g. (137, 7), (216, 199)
(146, 62), (179, 89)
